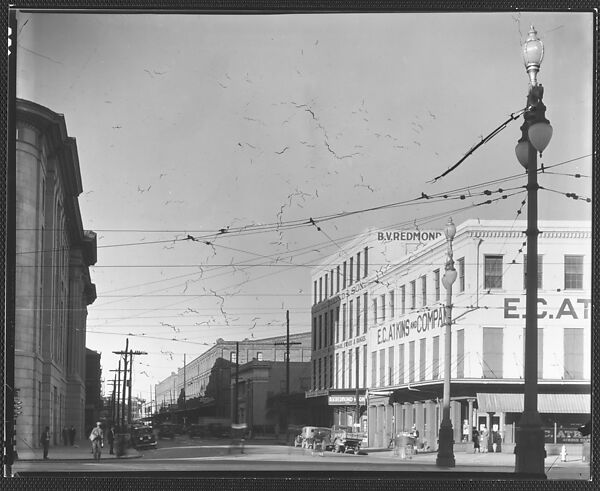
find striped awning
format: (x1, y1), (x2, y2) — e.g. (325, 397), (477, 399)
(477, 393), (590, 414)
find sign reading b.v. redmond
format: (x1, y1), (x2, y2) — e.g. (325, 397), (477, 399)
(377, 230), (443, 242)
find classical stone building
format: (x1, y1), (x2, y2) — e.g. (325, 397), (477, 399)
(15, 99), (96, 450)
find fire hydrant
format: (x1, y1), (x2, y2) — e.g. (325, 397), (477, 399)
(560, 445), (567, 462)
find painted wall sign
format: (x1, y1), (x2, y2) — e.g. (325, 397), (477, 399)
(376, 306), (445, 345)
(503, 297), (591, 320)
(335, 334), (367, 350)
(377, 230), (442, 242)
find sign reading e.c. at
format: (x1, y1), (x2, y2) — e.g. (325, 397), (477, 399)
(504, 297), (591, 320)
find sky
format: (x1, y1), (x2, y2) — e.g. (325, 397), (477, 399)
(15, 10), (593, 404)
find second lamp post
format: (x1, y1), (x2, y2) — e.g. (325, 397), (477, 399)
(436, 218), (457, 467)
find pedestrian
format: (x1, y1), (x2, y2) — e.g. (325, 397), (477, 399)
(89, 421), (104, 461)
(107, 425), (115, 455)
(480, 426), (489, 453)
(472, 428), (480, 453)
(62, 426), (68, 446)
(69, 425), (76, 446)
(410, 424), (420, 453)
(40, 426), (51, 460)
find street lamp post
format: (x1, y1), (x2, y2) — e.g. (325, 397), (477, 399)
(436, 217), (457, 467)
(514, 25), (552, 477)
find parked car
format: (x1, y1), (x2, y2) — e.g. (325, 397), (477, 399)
(188, 424), (204, 438)
(299, 426), (332, 450)
(130, 426), (158, 449)
(158, 423), (177, 439)
(330, 425), (363, 454)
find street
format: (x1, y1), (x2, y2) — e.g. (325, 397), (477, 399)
(12, 436), (591, 480)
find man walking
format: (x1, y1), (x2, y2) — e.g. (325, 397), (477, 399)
(107, 425), (115, 455)
(89, 422), (104, 461)
(69, 425), (76, 446)
(40, 426), (51, 460)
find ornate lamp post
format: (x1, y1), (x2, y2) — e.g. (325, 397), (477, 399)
(436, 217), (457, 467)
(514, 26), (552, 477)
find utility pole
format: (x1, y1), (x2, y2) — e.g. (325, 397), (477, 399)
(127, 349), (148, 425)
(274, 310), (301, 435)
(109, 361), (122, 427)
(234, 342), (239, 424)
(113, 338), (129, 428)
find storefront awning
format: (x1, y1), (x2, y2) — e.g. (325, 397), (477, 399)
(477, 393), (590, 414)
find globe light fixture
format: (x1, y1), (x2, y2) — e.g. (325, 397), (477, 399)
(523, 25), (544, 87)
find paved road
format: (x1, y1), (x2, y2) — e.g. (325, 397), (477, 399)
(12, 438), (591, 481)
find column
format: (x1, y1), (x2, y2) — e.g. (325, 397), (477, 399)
(467, 398), (475, 443)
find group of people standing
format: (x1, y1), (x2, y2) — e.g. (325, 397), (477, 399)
(39, 422), (117, 461)
(472, 426), (501, 453)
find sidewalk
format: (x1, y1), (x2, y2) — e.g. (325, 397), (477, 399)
(366, 447), (589, 470)
(16, 443), (142, 461)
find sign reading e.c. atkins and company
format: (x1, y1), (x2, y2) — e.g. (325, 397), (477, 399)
(376, 306), (445, 345)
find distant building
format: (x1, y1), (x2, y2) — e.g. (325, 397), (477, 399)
(14, 99), (96, 450)
(154, 333), (312, 424)
(84, 349), (103, 433)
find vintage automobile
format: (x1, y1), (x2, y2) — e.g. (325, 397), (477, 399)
(130, 426), (158, 450)
(157, 423), (177, 439)
(299, 426), (332, 450)
(187, 424), (204, 439)
(330, 425), (364, 454)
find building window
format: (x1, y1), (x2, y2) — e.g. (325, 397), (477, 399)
(363, 345), (367, 387)
(421, 275), (427, 307)
(335, 353), (339, 388)
(379, 348), (386, 387)
(330, 311), (335, 348)
(323, 356), (328, 388)
(456, 329), (464, 378)
(389, 290), (395, 319)
(388, 346), (394, 385)
(432, 336), (440, 379)
(372, 352), (378, 387)
(314, 280), (317, 304)
(356, 252), (361, 282)
(564, 328), (584, 379)
(318, 315), (322, 350)
(331, 269), (334, 295)
(356, 296), (361, 336)
(408, 341), (415, 383)
(410, 280), (416, 310)
(434, 269), (440, 302)
(341, 352), (346, 388)
(330, 355), (334, 388)
(230, 352), (237, 363)
(324, 313), (328, 347)
(355, 347), (360, 388)
(342, 304), (347, 340)
(381, 294), (386, 321)
(319, 277), (323, 302)
(364, 247), (369, 277)
(324, 273), (328, 299)
(457, 257), (465, 292)
(349, 257), (354, 285)
(482, 327), (503, 378)
(343, 261), (347, 289)
(336, 266), (340, 292)
(484, 255), (503, 289)
(400, 286), (406, 315)
(318, 358), (322, 389)
(373, 298), (378, 324)
(257, 352), (263, 361)
(398, 344), (404, 384)
(363, 293), (368, 333)
(523, 255), (543, 289)
(349, 300), (354, 339)
(564, 255), (584, 290)
(348, 349), (353, 389)
(419, 338), (426, 380)
(336, 307), (340, 343)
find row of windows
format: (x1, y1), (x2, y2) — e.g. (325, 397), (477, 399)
(313, 345), (369, 391)
(485, 254), (585, 290)
(312, 293), (370, 350)
(313, 247), (369, 304)
(313, 326), (585, 391)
